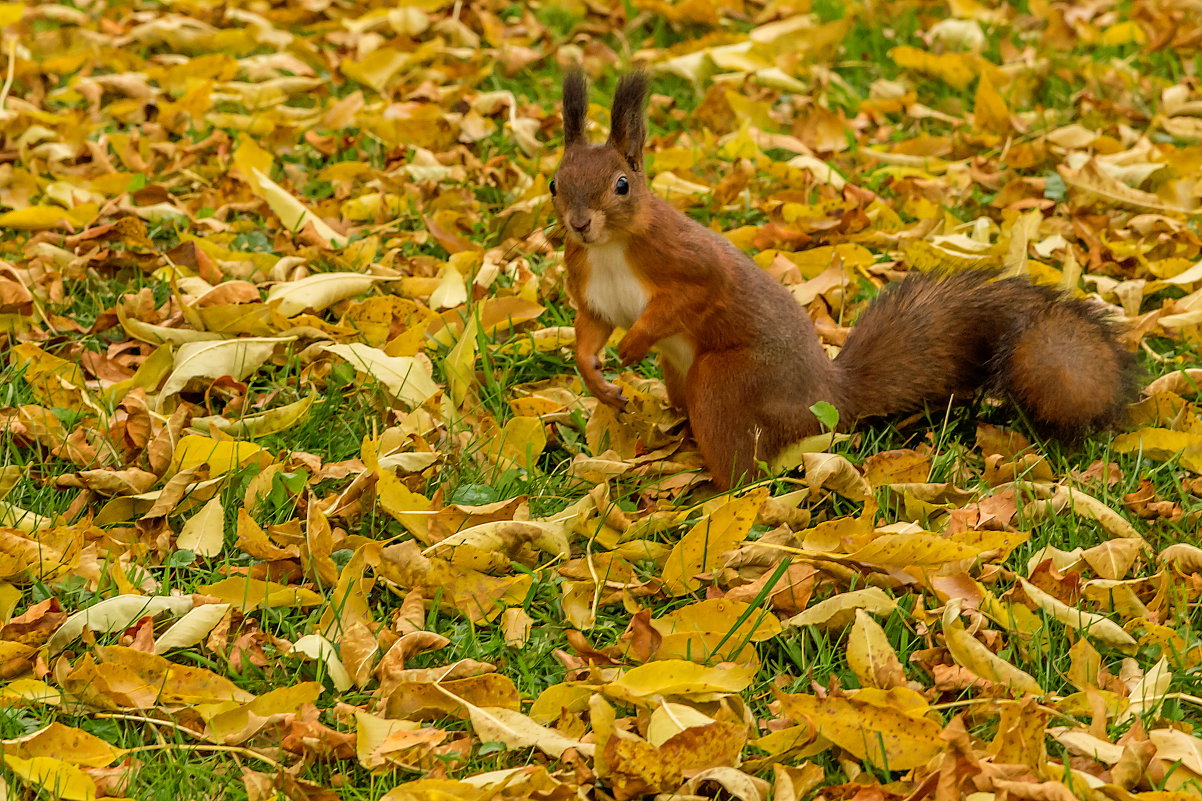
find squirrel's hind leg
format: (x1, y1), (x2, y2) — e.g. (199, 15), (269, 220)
(685, 352), (815, 489)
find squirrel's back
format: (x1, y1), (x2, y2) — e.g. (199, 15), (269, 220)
(834, 270), (1140, 438)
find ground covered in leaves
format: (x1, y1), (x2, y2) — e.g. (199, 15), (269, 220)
(1, 0), (1202, 799)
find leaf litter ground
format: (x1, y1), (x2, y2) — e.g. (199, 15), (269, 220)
(0, 1), (1201, 800)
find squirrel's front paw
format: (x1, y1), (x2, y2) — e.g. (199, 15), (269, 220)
(579, 358), (627, 409)
(617, 333), (652, 366)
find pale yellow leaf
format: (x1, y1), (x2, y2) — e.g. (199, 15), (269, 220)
(177, 495), (225, 557)
(250, 167), (346, 247)
(159, 337), (293, 406)
(48, 595), (194, 654)
(154, 603), (230, 654)
(784, 588), (897, 630)
(321, 343), (439, 408)
(291, 634), (353, 691)
(267, 272), (387, 316)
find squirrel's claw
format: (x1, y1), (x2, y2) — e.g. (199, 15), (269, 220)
(595, 382), (628, 410)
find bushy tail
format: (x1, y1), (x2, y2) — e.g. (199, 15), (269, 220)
(833, 270), (1140, 438)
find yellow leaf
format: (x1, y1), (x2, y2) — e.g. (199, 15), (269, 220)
(444, 315), (479, 408)
(847, 608), (908, 689)
(843, 531), (992, 568)
(340, 47), (409, 93)
(775, 687), (942, 771)
(190, 391), (316, 439)
(1048, 727), (1124, 764)
(651, 597), (782, 643)
(232, 134), (273, 191)
(661, 488), (768, 595)
(528, 682), (594, 724)
(456, 296), (539, 337)
(1019, 579), (1137, 650)
(717, 122), (762, 160)
(1098, 20), (1147, 46)
(197, 576), (325, 610)
(942, 599), (1043, 694)
(652, 170), (711, 199)
(1161, 543), (1202, 573)
(973, 72), (1010, 135)
(802, 452), (873, 500)
(646, 702), (716, 747)
(159, 337), (292, 405)
(0, 206), (76, 231)
(9, 343), (90, 412)
(1059, 159), (1194, 216)
(62, 646), (254, 708)
(206, 683), (323, 743)
(0, 3), (22, 26)
(1113, 427), (1202, 472)
(1066, 638), (1102, 692)
(1118, 657), (1172, 723)
(0, 679), (60, 707)
(482, 416), (546, 470)
(655, 630), (759, 667)
(429, 520), (570, 561)
(48, 595), (195, 654)
(429, 259), (468, 309)
(291, 634), (353, 691)
(2, 723), (122, 768)
(382, 673), (519, 720)
(169, 435), (267, 476)
(462, 703), (594, 759)
(888, 46), (977, 91)
(1080, 537), (1146, 580)
(606, 659), (756, 701)
(364, 437), (434, 541)
(354, 709), (421, 769)
(377, 540), (530, 623)
(4, 755), (97, 801)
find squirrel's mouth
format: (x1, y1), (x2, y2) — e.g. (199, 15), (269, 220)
(572, 229), (605, 246)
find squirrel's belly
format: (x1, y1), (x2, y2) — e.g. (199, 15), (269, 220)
(657, 335), (694, 374)
(583, 241), (647, 328)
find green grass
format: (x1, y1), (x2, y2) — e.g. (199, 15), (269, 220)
(3, 0), (1202, 798)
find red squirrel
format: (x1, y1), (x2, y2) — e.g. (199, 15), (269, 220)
(550, 70), (1139, 489)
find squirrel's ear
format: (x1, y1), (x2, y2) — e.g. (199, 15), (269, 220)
(608, 71), (649, 172)
(562, 68), (588, 147)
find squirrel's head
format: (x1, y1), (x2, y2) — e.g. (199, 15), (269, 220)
(551, 69), (649, 246)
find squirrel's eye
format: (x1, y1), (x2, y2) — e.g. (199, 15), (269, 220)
(549, 178), (557, 197)
(615, 176), (629, 195)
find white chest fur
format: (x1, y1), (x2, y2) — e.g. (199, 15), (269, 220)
(583, 241), (648, 329)
(582, 242), (694, 374)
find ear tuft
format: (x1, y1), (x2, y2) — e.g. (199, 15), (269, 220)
(562, 68), (588, 147)
(608, 71), (649, 171)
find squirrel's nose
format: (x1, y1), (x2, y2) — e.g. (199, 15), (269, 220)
(571, 217), (591, 233)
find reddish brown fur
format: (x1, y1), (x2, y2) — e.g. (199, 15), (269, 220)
(837, 271), (1138, 437)
(552, 72), (1139, 489)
